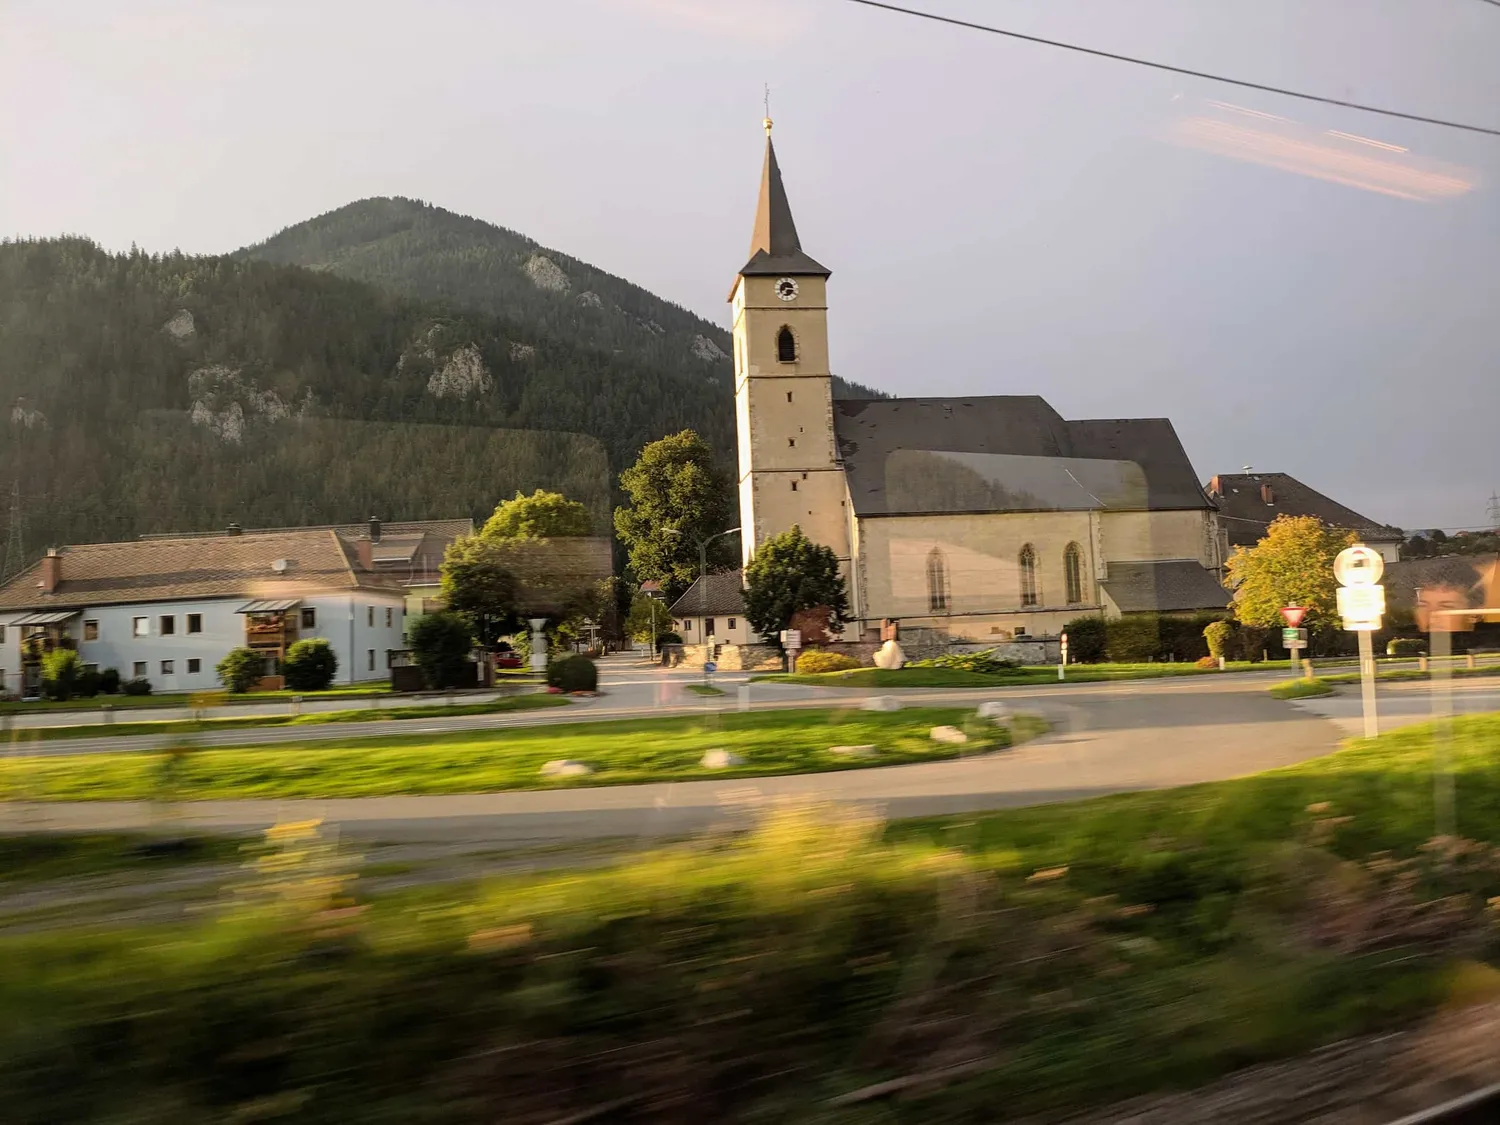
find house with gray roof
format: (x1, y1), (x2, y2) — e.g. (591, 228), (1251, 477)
(668, 571), (752, 646)
(0, 517), (471, 697)
(723, 121), (1228, 642)
(1206, 472), (1403, 562)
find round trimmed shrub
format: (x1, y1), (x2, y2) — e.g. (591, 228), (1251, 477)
(795, 650), (862, 674)
(1204, 620), (1234, 659)
(121, 677), (153, 696)
(283, 637), (339, 691)
(217, 647), (265, 694)
(547, 654), (598, 692)
(41, 648), (85, 701)
(99, 667), (122, 695)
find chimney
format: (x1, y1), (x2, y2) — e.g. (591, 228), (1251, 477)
(1208, 475), (1221, 497)
(357, 538), (373, 570)
(1261, 482), (1275, 505)
(368, 516), (382, 544)
(40, 548), (61, 594)
(226, 522), (242, 536)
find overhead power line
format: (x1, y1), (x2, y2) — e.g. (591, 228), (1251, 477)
(839, 0), (1500, 138)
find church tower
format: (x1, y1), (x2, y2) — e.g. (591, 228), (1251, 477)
(729, 119), (851, 572)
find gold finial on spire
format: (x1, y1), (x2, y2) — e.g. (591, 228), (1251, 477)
(763, 83), (773, 136)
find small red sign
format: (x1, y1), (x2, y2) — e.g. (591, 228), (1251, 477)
(1281, 606), (1308, 627)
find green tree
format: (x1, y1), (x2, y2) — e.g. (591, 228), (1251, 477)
(1225, 515), (1355, 630)
(282, 637), (339, 691)
(742, 526), (850, 643)
(614, 430), (737, 603)
(217, 648), (265, 694)
(41, 648), (84, 701)
(440, 535), (520, 645)
(625, 590), (666, 644)
(409, 611), (473, 689)
(481, 489), (592, 540)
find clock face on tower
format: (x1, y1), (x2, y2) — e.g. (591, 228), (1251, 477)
(774, 277), (799, 302)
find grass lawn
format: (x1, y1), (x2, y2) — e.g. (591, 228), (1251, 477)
(3, 693), (569, 744)
(0, 682), (395, 715)
(0, 708), (1042, 801)
(3, 714), (1499, 1123)
(1270, 678), (1336, 699)
(757, 660), (1292, 690)
(683, 683), (726, 696)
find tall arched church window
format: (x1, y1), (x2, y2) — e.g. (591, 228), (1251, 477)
(777, 325), (797, 363)
(1019, 544), (1039, 607)
(926, 548), (948, 612)
(1064, 542), (1083, 605)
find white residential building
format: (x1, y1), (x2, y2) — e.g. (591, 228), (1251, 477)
(0, 518), (471, 698)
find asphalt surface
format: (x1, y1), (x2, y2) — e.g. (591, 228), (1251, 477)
(3, 664), (1355, 843)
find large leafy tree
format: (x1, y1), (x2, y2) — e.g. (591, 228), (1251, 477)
(614, 430), (737, 603)
(1225, 514), (1355, 630)
(481, 489), (593, 539)
(742, 526), (850, 643)
(440, 536), (521, 645)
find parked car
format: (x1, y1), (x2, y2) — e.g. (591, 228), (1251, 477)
(491, 642), (523, 669)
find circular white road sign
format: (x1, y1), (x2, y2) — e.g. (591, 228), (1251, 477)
(1333, 544), (1385, 587)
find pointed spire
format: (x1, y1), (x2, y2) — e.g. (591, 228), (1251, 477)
(739, 126), (829, 280)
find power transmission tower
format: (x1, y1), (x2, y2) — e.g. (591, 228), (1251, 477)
(1, 481), (24, 581)
(1488, 490), (1500, 532)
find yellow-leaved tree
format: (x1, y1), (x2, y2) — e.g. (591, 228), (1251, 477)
(1225, 515), (1356, 630)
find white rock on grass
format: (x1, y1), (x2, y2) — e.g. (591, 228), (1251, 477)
(829, 744), (878, 758)
(701, 748), (744, 769)
(930, 726), (969, 745)
(861, 696), (902, 713)
(977, 701), (1012, 721)
(540, 759), (593, 778)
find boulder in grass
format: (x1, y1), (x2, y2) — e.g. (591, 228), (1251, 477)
(701, 748), (744, 769)
(930, 725), (969, 745)
(829, 744), (878, 758)
(861, 696), (902, 713)
(540, 759), (593, 778)
(977, 701), (1012, 721)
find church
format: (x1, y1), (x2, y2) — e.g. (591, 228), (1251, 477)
(711, 121), (1229, 645)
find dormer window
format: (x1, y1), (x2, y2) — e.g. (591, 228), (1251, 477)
(777, 326), (797, 363)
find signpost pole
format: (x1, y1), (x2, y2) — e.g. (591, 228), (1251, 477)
(1431, 622), (1455, 838)
(1357, 629), (1378, 739)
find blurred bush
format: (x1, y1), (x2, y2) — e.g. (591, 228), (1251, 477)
(794, 650), (860, 674)
(546, 653), (598, 692)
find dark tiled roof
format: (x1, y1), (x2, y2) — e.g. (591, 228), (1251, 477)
(1100, 560), (1231, 614)
(739, 137), (830, 279)
(833, 397), (1211, 516)
(1206, 473), (1400, 548)
(670, 570), (747, 617)
(0, 519), (474, 612)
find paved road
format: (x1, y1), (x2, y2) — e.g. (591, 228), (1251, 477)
(3, 671), (1351, 844)
(1289, 678), (1500, 736)
(4, 662), (1300, 757)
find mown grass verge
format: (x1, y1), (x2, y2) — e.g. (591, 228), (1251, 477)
(756, 660), (1291, 689)
(0, 683), (395, 715)
(2, 693), (568, 744)
(2, 715), (1498, 1123)
(0, 708), (1045, 801)
(1270, 678), (1337, 699)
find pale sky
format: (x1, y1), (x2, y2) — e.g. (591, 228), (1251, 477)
(4, 0), (1498, 530)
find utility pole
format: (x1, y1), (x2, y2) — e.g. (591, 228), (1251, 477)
(1, 482), (24, 582)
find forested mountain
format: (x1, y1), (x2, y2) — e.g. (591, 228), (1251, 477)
(237, 197), (879, 402)
(1, 200), (881, 571)
(0, 238), (694, 563)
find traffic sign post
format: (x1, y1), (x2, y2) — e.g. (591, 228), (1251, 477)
(1280, 607), (1308, 676)
(1334, 545), (1384, 739)
(1058, 632), (1069, 681)
(779, 628), (802, 673)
